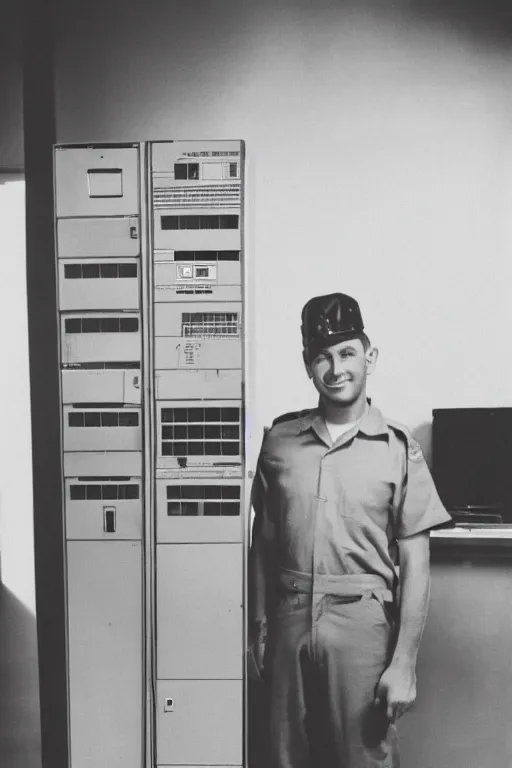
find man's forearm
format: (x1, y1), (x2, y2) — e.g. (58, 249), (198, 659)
(248, 533), (270, 628)
(375, 533), (431, 718)
(390, 532), (431, 669)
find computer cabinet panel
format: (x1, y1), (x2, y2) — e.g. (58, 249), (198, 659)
(67, 541), (143, 768)
(156, 680), (243, 766)
(57, 216), (140, 259)
(156, 543), (243, 679)
(55, 146), (139, 218)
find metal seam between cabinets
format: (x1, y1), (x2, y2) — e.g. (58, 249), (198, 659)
(141, 141), (156, 768)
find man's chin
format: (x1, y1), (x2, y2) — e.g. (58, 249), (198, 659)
(321, 390), (357, 407)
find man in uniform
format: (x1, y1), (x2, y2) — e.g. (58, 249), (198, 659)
(248, 292), (452, 768)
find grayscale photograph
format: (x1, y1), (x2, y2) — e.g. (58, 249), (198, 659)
(1, 2), (512, 768)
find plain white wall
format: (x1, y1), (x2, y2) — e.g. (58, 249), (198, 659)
(54, 0), (512, 464)
(0, 176), (41, 768)
(0, 175), (36, 611)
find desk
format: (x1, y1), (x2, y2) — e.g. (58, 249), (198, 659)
(399, 528), (512, 768)
(431, 526), (512, 558)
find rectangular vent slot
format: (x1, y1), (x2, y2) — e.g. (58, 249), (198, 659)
(68, 411), (139, 427)
(161, 407), (240, 457)
(160, 215), (238, 231)
(166, 485), (240, 516)
(64, 263), (138, 279)
(64, 317), (139, 333)
(70, 483), (140, 500)
(173, 251), (240, 262)
(62, 362), (140, 370)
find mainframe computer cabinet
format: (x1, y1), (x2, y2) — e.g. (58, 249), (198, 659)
(53, 140), (246, 768)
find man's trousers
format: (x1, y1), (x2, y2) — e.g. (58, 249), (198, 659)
(265, 570), (400, 768)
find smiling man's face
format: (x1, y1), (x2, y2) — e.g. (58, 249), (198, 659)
(307, 337), (377, 409)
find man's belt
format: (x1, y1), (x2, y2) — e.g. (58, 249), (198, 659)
(279, 568), (394, 604)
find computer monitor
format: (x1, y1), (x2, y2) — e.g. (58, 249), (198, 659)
(432, 407), (512, 524)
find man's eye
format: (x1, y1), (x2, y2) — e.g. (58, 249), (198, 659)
(340, 350), (354, 358)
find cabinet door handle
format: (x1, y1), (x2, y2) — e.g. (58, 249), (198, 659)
(103, 506), (116, 534)
(129, 218), (139, 239)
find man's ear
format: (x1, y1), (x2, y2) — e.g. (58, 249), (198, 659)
(365, 346), (379, 375)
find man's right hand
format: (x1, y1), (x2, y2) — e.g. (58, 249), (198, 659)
(247, 619), (267, 681)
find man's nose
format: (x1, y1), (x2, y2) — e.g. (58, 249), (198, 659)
(328, 357), (345, 380)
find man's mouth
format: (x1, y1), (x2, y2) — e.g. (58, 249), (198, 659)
(323, 378), (350, 389)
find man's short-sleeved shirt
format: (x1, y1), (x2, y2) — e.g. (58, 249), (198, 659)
(254, 404), (452, 591)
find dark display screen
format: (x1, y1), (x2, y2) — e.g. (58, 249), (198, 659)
(432, 408), (512, 521)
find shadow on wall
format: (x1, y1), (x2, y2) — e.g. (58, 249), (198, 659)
(364, 0), (512, 46)
(0, 585), (41, 768)
(415, 0), (512, 44)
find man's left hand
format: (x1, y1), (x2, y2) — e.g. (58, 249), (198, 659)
(374, 663), (417, 722)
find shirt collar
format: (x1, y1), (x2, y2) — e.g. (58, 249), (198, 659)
(358, 403), (389, 437)
(296, 400), (389, 438)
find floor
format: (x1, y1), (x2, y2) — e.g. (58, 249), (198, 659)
(0, 583), (42, 768)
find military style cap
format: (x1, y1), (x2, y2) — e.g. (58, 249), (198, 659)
(301, 292), (364, 362)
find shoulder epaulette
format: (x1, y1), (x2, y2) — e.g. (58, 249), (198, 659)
(271, 409), (311, 427)
(385, 417), (412, 441)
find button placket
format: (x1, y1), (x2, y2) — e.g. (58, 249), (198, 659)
(312, 456), (328, 586)
(318, 450), (351, 573)
(311, 453), (329, 659)
(314, 456), (333, 576)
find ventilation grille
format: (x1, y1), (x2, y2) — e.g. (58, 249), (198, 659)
(70, 483), (140, 500)
(160, 215), (238, 231)
(161, 407), (241, 457)
(64, 317), (139, 334)
(166, 485), (240, 516)
(64, 263), (138, 279)
(62, 362), (140, 370)
(154, 184), (240, 209)
(181, 312), (239, 338)
(68, 411), (139, 427)
(173, 251), (240, 262)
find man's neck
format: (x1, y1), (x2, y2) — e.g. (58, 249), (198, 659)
(320, 394), (368, 425)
